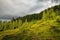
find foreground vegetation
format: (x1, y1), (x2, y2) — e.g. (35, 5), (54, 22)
(0, 5), (60, 40)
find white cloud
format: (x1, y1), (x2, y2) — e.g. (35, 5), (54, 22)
(0, 0), (60, 16)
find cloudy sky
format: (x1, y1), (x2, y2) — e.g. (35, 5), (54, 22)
(0, 0), (60, 17)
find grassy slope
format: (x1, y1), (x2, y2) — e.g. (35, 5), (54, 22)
(0, 5), (60, 40)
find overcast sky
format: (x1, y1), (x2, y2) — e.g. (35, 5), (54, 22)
(0, 0), (60, 17)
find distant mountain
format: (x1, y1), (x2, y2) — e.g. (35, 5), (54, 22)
(0, 15), (18, 19)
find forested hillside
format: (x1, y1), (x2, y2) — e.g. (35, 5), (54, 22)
(0, 5), (60, 40)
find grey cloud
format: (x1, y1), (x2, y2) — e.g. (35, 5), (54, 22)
(38, 0), (49, 1)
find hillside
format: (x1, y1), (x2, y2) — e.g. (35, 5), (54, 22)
(0, 5), (60, 40)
